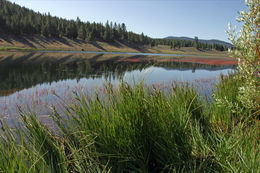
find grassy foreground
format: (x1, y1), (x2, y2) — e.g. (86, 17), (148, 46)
(0, 76), (259, 172)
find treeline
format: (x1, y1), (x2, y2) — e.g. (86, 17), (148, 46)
(0, 0), (227, 51)
(150, 38), (227, 51)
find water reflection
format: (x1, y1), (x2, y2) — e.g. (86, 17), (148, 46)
(0, 52), (236, 120)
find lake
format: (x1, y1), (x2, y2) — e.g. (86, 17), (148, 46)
(0, 52), (237, 124)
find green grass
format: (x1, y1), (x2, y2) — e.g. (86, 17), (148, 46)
(0, 77), (259, 172)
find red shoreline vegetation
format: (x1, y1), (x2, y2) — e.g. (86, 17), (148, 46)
(120, 56), (238, 65)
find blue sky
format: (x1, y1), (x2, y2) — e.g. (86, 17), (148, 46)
(9, 0), (246, 42)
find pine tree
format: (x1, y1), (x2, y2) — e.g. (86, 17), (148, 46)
(194, 36), (199, 49)
(41, 24), (48, 37)
(120, 23), (127, 41)
(103, 30), (109, 41)
(139, 32), (145, 44)
(86, 31), (94, 41)
(103, 21), (110, 41)
(78, 25), (86, 40)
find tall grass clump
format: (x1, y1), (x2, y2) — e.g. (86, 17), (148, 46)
(0, 120), (48, 173)
(56, 82), (212, 172)
(0, 113), (109, 173)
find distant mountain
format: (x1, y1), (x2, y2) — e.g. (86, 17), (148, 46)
(165, 36), (233, 48)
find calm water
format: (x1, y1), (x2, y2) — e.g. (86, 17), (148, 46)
(39, 50), (190, 57)
(0, 52), (236, 123)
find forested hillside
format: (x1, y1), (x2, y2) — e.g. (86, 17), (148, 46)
(0, 0), (227, 51)
(0, 0), (151, 43)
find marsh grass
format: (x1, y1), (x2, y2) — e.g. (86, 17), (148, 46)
(0, 78), (259, 172)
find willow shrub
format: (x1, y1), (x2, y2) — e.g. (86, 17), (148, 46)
(225, 0), (260, 118)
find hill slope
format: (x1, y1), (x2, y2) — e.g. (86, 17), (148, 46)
(0, 34), (231, 58)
